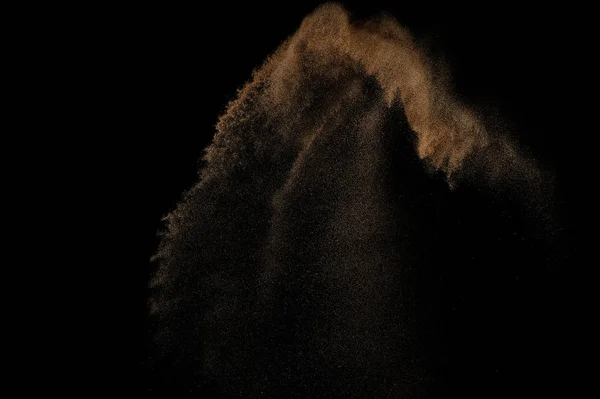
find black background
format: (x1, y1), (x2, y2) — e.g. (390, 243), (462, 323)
(100, 1), (585, 396)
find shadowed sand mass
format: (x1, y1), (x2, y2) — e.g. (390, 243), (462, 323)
(149, 3), (554, 397)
